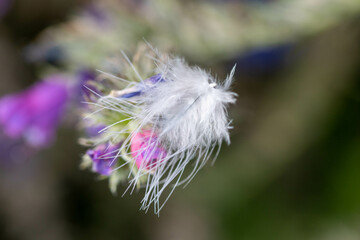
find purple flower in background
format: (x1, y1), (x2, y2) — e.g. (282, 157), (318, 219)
(24, 44), (65, 67)
(0, 134), (36, 165)
(0, 0), (12, 18)
(84, 3), (110, 25)
(235, 44), (293, 76)
(86, 142), (121, 176)
(0, 75), (69, 148)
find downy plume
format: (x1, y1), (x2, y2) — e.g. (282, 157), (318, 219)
(80, 44), (237, 214)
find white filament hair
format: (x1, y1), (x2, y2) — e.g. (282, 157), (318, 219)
(92, 54), (237, 214)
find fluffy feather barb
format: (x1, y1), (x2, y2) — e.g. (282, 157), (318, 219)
(81, 48), (237, 214)
(141, 57), (237, 150)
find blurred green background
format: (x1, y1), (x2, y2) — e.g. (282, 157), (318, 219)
(0, 0), (360, 240)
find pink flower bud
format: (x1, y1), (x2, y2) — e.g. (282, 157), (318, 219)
(130, 130), (166, 170)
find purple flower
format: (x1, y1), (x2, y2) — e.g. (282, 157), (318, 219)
(147, 73), (164, 84)
(0, 0), (12, 18)
(84, 3), (110, 26)
(78, 69), (100, 101)
(86, 142), (121, 176)
(0, 75), (69, 148)
(78, 69), (96, 86)
(84, 124), (106, 138)
(113, 74), (164, 99)
(24, 44), (65, 66)
(0, 134), (36, 165)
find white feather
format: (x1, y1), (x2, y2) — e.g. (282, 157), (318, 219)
(141, 57), (237, 150)
(91, 53), (237, 214)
